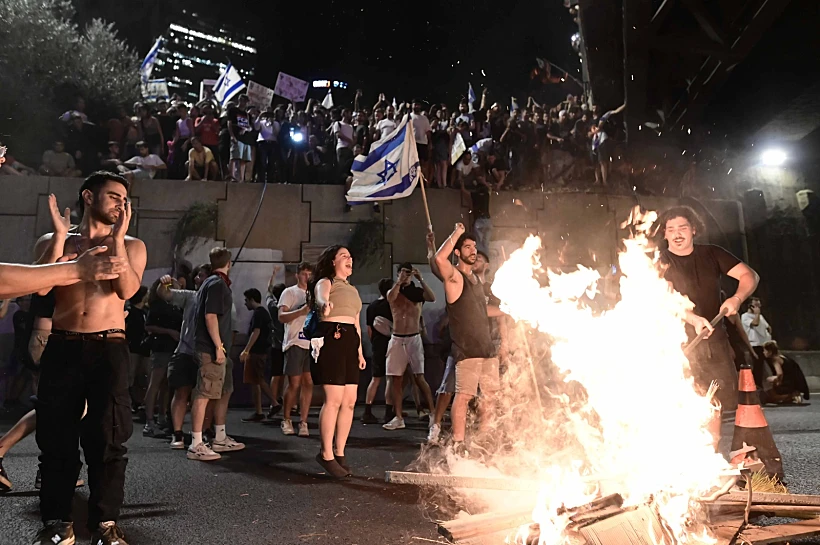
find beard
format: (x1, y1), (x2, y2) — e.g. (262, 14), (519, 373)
(89, 201), (118, 225)
(459, 254), (477, 266)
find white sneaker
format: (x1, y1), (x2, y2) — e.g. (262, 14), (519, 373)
(187, 442), (221, 461)
(281, 419), (295, 435)
(169, 438), (185, 450)
(382, 416), (405, 431)
(212, 436), (245, 452)
(427, 423), (441, 443)
(298, 422), (309, 437)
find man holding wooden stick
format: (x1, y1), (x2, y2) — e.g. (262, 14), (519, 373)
(432, 223), (505, 449)
(655, 206), (759, 418)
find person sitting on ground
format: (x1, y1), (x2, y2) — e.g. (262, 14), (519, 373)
(39, 140), (82, 177)
(0, 144), (37, 176)
(761, 341), (810, 405)
(186, 137), (219, 181)
(100, 141), (134, 183)
(124, 141), (167, 180)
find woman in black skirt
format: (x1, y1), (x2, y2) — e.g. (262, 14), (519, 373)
(308, 245), (365, 478)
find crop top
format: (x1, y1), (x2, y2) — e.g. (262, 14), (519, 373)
(325, 278), (362, 319)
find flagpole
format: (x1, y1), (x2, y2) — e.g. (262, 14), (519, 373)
(418, 170), (432, 232)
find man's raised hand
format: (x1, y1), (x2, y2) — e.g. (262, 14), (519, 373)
(112, 200), (132, 241)
(48, 194), (71, 235)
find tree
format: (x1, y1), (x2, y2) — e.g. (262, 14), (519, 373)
(0, 0), (140, 163)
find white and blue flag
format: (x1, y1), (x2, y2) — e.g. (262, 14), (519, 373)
(511, 96), (519, 113)
(140, 37), (162, 83)
(346, 115), (420, 204)
(467, 83), (477, 113)
(213, 63), (246, 107)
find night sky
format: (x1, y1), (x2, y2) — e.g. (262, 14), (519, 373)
(75, 0), (580, 107)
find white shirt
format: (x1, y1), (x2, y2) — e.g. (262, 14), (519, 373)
(278, 285), (310, 351)
(333, 121), (355, 150)
(456, 160), (475, 177)
(376, 118), (397, 140)
(741, 311), (772, 346)
(124, 154), (165, 179)
(255, 117), (280, 142)
(411, 113), (431, 145)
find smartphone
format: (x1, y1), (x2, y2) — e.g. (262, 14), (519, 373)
(0, 146), (7, 159)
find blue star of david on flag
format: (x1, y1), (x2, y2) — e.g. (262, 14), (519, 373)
(377, 158), (398, 185)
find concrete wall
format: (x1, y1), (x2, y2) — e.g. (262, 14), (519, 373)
(0, 177), (750, 403)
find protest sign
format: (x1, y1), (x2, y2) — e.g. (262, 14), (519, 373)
(200, 79), (217, 101)
(273, 72), (309, 102)
(450, 132), (466, 165)
(247, 81), (275, 109)
(141, 79), (169, 101)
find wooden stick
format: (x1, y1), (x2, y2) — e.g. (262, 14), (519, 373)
(437, 509), (534, 542)
(418, 170), (433, 231)
(683, 309), (728, 355)
(739, 519), (820, 544)
(385, 471), (541, 491)
(713, 503), (820, 519)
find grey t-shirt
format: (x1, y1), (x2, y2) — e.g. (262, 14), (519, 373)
(169, 289), (197, 356)
(194, 275), (233, 357)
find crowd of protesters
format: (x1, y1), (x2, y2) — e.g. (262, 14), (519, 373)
(0, 90), (633, 191)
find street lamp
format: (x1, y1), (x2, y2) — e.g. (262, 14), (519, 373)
(761, 149), (786, 166)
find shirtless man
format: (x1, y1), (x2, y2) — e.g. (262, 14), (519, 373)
(433, 225), (504, 449)
(382, 263), (436, 431)
(31, 172), (146, 545)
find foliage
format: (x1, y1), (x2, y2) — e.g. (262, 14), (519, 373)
(170, 202), (219, 257)
(0, 0), (140, 161)
(346, 219), (384, 268)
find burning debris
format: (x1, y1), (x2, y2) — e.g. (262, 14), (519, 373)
(391, 208), (813, 545)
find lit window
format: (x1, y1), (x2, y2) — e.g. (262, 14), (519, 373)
(168, 23), (257, 54)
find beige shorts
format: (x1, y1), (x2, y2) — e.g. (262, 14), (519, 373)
(455, 357), (500, 396)
(193, 352), (234, 400)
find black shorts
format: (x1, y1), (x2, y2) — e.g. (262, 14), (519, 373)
(371, 339), (388, 378)
(312, 322), (360, 386)
(416, 143), (429, 162)
(166, 352), (198, 390)
(270, 347), (285, 377)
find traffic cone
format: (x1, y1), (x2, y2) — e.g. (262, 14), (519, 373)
(730, 363), (784, 480)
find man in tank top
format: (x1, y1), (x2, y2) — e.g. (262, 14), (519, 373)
(432, 223), (505, 449)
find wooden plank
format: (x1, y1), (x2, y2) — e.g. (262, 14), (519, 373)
(438, 510), (534, 542)
(739, 519), (820, 544)
(385, 471), (541, 491)
(710, 516), (745, 545)
(717, 492), (820, 507)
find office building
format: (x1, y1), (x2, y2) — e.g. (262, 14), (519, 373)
(152, 10), (257, 102)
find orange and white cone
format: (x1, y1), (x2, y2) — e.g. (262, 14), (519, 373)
(730, 363), (784, 480)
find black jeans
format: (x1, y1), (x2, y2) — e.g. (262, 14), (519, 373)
(257, 140), (281, 183)
(36, 336), (132, 529)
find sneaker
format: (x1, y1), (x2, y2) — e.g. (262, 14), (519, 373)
(187, 442), (221, 461)
(0, 457), (12, 492)
(361, 412), (379, 425)
(382, 416), (405, 431)
(427, 423), (441, 443)
(242, 412), (266, 423)
(34, 470), (83, 490)
(298, 422), (309, 437)
(142, 422), (168, 438)
(212, 436), (245, 453)
(169, 437), (185, 450)
(266, 404), (282, 419)
(32, 520), (75, 545)
(417, 409), (431, 421)
(281, 419), (295, 435)
(90, 521), (128, 545)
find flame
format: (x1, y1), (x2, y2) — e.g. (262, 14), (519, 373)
(447, 207), (731, 545)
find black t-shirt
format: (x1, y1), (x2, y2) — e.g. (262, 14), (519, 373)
(366, 298), (393, 351)
(355, 124), (369, 148)
(399, 283), (426, 304)
(125, 306), (149, 355)
(146, 299), (184, 354)
(660, 244), (741, 340)
(194, 275), (233, 357)
(12, 309), (34, 359)
(30, 292), (55, 318)
(248, 306), (272, 354)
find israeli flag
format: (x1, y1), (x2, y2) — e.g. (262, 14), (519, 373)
(140, 37), (162, 83)
(511, 96), (519, 113)
(213, 63), (246, 107)
(468, 83), (477, 113)
(346, 115), (420, 204)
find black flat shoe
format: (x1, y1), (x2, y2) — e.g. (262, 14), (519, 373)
(315, 453), (349, 479)
(334, 455), (352, 476)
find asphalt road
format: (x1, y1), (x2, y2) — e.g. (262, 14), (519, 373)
(0, 402), (818, 545)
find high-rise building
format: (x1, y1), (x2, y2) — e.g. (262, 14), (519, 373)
(152, 9), (257, 102)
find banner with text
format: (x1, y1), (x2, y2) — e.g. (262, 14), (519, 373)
(200, 79), (217, 101)
(273, 72), (309, 102)
(141, 79), (169, 101)
(247, 81), (275, 110)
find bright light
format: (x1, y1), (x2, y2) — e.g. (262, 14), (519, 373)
(761, 149), (786, 166)
(290, 131), (304, 143)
